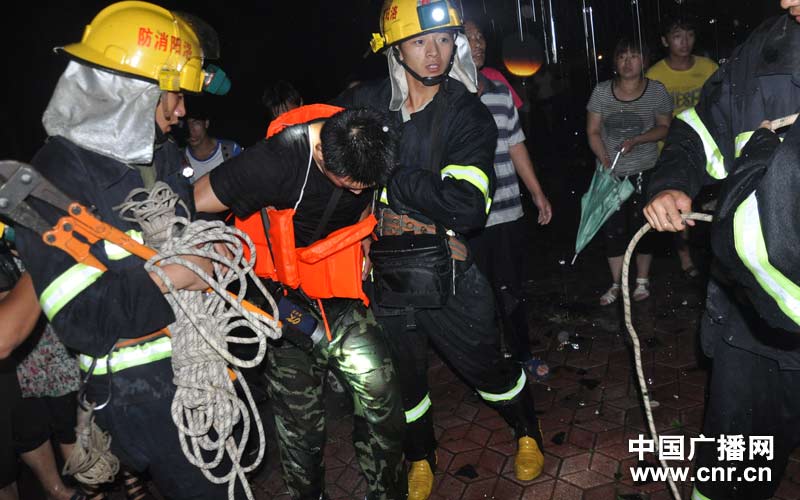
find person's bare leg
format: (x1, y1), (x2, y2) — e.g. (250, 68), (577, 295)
(58, 442), (75, 464)
(20, 441), (76, 500)
(636, 253), (653, 280)
(608, 256), (623, 284)
(0, 483), (19, 500)
(600, 256), (624, 305)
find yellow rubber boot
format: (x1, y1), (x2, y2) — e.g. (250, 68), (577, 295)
(407, 457), (435, 500)
(515, 436), (544, 481)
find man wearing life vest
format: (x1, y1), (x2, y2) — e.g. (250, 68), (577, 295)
(332, 1), (544, 498)
(13, 2), (231, 497)
(644, 1), (800, 498)
(194, 107), (406, 500)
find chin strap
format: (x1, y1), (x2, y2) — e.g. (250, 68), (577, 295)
(392, 44), (457, 87)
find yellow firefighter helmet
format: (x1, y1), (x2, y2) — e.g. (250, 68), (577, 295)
(61, 1), (219, 93)
(370, 0), (463, 53)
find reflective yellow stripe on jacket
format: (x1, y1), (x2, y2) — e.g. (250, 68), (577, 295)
(40, 263), (104, 321)
(440, 165), (492, 214)
(734, 130), (784, 159)
(103, 230), (143, 260)
(677, 107), (727, 180)
(733, 192), (800, 326)
(78, 336), (172, 375)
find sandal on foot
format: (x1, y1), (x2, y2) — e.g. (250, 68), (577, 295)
(524, 358), (551, 382)
(77, 483), (109, 500)
(122, 470), (156, 500)
(599, 284), (621, 306)
(633, 278), (650, 302)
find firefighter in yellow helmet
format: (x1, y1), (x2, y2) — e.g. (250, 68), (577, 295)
(335, 1), (545, 498)
(14, 2), (238, 498)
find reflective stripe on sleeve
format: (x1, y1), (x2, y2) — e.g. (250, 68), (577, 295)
(40, 263), (104, 321)
(476, 369), (527, 403)
(104, 230), (144, 261)
(78, 336), (172, 375)
(405, 393), (432, 423)
(733, 192), (800, 326)
(734, 131), (755, 159)
(440, 165), (493, 213)
(735, 130), (783, 158)
(677, 107), (727, 180)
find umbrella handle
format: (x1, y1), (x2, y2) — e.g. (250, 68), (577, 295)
(609, 150), (623, 173)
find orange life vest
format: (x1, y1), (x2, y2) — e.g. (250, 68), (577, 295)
(235, 104), (373, 305)
(266, 103), (345, 138)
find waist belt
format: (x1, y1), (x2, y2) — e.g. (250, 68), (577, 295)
(78, 330), (171, 375)
(378, 212), (468, 261)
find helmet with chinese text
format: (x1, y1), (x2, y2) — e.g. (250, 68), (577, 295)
(60, 1), (221, 93)
(370, 0), (463, 53)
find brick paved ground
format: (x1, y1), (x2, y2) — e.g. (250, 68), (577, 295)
(21, 159), (800, 500)
(245, 225), (800, 499)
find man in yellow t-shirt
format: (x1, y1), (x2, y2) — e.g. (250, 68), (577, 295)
(646, 14), (718, 278)
(647, 15), (718, 116)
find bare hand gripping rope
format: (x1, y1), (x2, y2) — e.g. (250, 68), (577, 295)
(623, 212), (713, 500)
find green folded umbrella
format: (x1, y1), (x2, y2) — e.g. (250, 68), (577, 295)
(572, 151), (635, 265)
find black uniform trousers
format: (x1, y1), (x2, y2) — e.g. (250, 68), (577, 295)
(694, 294), (800, 500)
(468, 218), (533, 363)
(376, 259), (541, 462)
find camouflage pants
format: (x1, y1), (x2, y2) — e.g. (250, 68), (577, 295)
(265, 299), (406, 500)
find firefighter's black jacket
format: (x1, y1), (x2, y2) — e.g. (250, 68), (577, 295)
(334, 77), (498, 234)
(647, 13), (800, 367)
(15, 136), (191, 358)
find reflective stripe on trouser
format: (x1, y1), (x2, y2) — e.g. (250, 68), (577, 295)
(78, 336), (172, 375)
(376, 260), (541, 461)
(733, 192), (800, 327)
(264, 300), (406, 500)
(677, 107), (727, 180)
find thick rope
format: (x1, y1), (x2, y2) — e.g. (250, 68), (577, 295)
(116, 183), (280, 500)
(622, 212), (713, 500)
(62, 402), (120, 484)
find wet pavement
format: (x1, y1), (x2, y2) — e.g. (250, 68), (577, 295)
(20, 157), (800, 499)
(245, 185), (800, 499)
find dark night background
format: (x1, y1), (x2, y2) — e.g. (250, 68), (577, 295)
(1, 0), (784, 164)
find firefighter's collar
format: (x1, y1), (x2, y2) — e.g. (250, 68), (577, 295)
(756, 15), (800, 81)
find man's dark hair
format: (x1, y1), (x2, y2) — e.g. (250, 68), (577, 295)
(462, 14), (490, 36)
(661, 13), (697, 38)
(320, 108), (398, 187)
(184, 94), (212, 121)
(613, 37), (650, 68)
(262, 80), (303, 120)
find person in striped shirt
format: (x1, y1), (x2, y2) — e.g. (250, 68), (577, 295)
(464, 18), (553, 381)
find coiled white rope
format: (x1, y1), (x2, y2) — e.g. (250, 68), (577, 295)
(62, 402), (120, 484)
(622, 212), (713, 500)
(116, 183), (281, 500)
